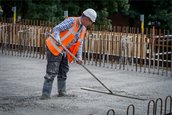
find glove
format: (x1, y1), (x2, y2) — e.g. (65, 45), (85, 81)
(56, 39), (61, 46)
(76, 57), (82, 65)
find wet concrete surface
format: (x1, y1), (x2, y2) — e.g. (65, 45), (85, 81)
(0, 54), (172, 115)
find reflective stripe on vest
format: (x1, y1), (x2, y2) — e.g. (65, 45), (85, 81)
(66, 28), (86, 63)
(49, 36), (62, 53)
(60, 24), (77, 42)
(48, 24), (77, 55)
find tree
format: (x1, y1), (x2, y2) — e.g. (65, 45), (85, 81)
(25, 0), (60, 22)
(0, 0), (130, 29)
(151, 0), (172, 30)
(95, 8), (112, 30)
(128, 0), (172, 30)
(0, 0), (14, 18)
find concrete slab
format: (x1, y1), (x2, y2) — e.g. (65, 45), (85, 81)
(0, 54), (171, 115)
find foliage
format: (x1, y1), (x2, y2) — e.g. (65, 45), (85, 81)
(0, 0), (130, 27)
(1, 0), (172, 30)
(128, 0), (172, 30)
(95, 8), (112, 30)
(152, 0), (172, 30)
(24, 0), (61, 23)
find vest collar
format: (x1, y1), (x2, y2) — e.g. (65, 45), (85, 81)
(77, 17), (82, 25)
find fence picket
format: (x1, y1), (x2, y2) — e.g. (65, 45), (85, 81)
(157, 29), (161, 75)
(162, 30), (165, 75)
(166, 31), (169, 76)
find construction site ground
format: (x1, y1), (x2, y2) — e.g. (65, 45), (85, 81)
(0, 54), (171, 115)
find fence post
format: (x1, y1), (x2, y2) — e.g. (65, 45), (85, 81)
(95, 31), (98, 66)
(161, 30), (166, 76)
(111, 31), (114, 69)
(131, 27), (135, 71)
(152, 26), (156, 74)
(144, 28), (148, 73)
(157, 29), (161, 75)
(135, 28), (139, 72)
(166, 31), (170, 76)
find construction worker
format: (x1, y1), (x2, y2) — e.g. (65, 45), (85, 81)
(41, 8), (97, 99)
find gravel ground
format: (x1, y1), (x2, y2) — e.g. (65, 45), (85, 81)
(0, 54), (171, 115)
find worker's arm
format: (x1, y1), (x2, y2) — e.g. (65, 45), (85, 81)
(76, 40), (83, 60)
(76, 26), (87, 64)
(53, 17), (74, 42)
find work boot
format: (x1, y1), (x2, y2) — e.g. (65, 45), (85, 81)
(58, 79), (66, 97)
(40, 95), (50, 100)
(58, 90), (67, 97)
(41, 79), (53, 99)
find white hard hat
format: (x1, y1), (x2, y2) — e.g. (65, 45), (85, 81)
(83, 8), (97, 22)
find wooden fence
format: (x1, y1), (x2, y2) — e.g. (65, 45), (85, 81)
(0, 21), (171, 76)
(83, 28), (171, 76)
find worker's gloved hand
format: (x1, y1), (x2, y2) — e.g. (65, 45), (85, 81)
(76, 57), (82, 65)
(56, 40), (61, 46)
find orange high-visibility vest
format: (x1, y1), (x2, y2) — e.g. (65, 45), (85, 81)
(45, 17), (86, 62)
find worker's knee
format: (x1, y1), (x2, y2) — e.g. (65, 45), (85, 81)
(44, 73), (56, 81)
(58, 75), (67, 80)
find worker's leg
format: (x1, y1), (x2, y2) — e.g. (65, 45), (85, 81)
(41, 49), (62, 99)
(41, 73), (55, 99)
(57, 52), (69, 96)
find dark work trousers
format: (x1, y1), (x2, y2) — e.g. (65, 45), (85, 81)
(42, 48), (69, 97)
